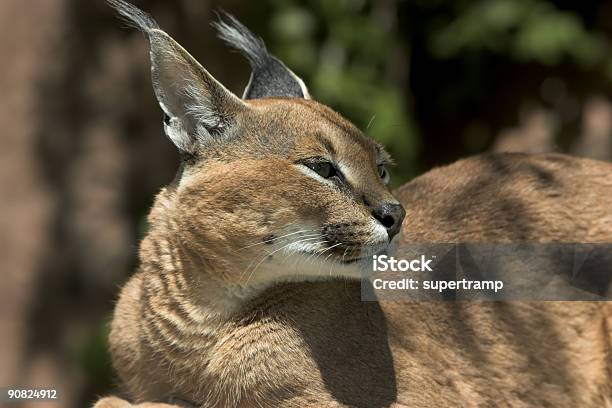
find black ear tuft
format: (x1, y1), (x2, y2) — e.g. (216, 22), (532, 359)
(107, 0), (160, 33)
(212, 12), (311, 100)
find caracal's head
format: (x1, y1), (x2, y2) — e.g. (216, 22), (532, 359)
(110, 1), (405, 289)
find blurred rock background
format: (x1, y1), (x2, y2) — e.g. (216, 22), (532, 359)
(1, 0), (610, 407)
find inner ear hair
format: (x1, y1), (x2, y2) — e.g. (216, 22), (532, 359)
(108, 0), (247, 154)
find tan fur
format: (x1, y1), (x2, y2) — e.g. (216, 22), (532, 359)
(94, 97), (612, 408)
(95, 4), (611, 405)
(396, 152), (612, 243)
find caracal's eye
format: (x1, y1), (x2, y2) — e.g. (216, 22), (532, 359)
(378, 164), (389, 182)
(308, 161), (337, 178)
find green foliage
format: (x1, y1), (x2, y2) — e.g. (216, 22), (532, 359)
(430, 0), (609, 67)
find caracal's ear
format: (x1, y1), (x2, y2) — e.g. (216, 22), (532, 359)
(107, 0), (247, 154)
(213, 12), (311, 100)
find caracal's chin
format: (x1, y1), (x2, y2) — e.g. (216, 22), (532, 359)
(243, 238), (399, 286)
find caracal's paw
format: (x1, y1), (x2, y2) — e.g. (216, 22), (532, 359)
(93, 396), (184, 408)
(93, 397), (133, 408)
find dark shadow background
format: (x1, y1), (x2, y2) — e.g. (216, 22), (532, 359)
(1, 0), (611, 407)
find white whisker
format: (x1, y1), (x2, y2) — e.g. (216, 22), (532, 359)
(242, 236), (322, 285)
(238, 229), (318, 250)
